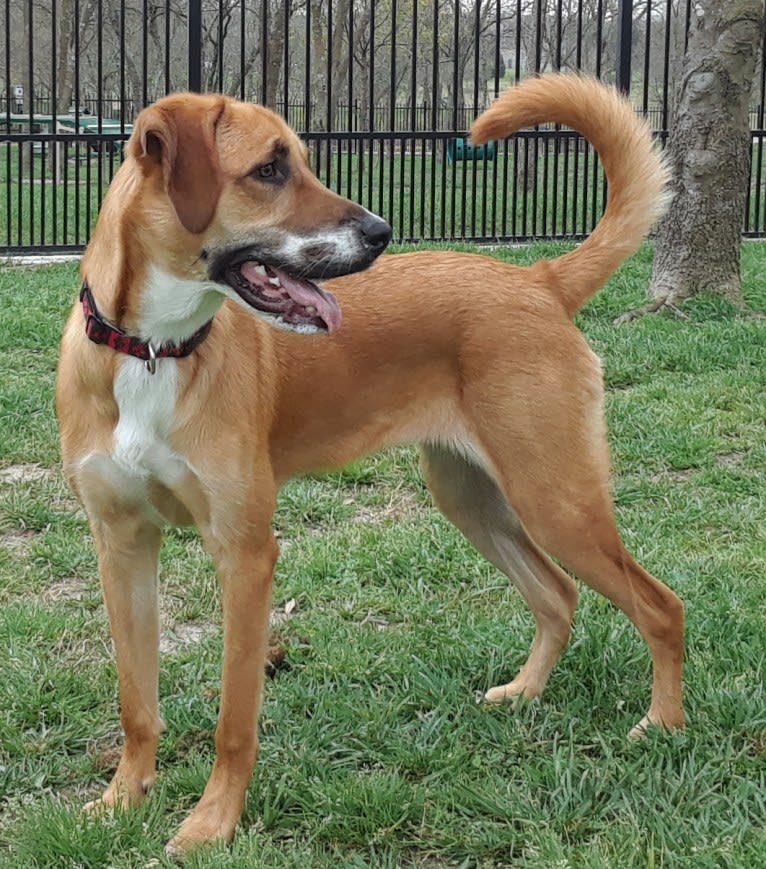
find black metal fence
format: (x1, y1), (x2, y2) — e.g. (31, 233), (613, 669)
(2, 0), (765, 254)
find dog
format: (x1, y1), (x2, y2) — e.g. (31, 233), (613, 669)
(56, 74), (683, 854)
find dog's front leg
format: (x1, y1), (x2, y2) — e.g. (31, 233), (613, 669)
(166, 518), (279, 855)
(85, 513), (164, 812)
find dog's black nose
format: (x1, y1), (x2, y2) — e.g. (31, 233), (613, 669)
(357, 212), (392, 253)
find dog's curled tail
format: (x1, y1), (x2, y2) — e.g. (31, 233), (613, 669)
(471, 74), (670, 318)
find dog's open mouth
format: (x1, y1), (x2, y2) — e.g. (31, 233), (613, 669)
(225, 261), (342, 334)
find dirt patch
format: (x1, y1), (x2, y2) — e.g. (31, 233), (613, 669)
(92, 745), (124, 773)
(1, 528), (38, 553)
(352, 489), (427, 524)
(716, 451), (745, 468)
(0, 463), (52, 485)
(745, 730), (766, 757)
(650, 467), (696, 483)
(41, 576), (94, 603)
(160, 601), (297, 653)
(159, 602), (300, 680)
(159, 621), (217, 654)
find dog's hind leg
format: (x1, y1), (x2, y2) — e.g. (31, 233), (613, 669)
(458, 380), (684, 733)
(420, 444), (578, 703)
(525, 499), (686, 736)
(422, 436), (685, 735)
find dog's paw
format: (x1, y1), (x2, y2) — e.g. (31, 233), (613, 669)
(165, 808), (238, 859)
(483, 677), (543, 705)
(82, 796), (115, 816)
(628, 710), (686, 740)
(82, 771), (154, 815)
(628, 715), (653, 740)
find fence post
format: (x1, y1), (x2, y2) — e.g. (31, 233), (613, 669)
(615, 0), (634, 94)
(188, 0), (203, 92)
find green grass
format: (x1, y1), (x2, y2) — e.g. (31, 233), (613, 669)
(1, 244), (766, 867)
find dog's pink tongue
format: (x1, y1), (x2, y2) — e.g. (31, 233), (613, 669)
(273, 267), (342, 333)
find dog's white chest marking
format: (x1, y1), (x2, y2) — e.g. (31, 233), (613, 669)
(109, 266), (221, 484)
(83, 356), (201, 529)
(112, 356), (183, 483)
(76, 357), (197, 527)
(77, 357), (206, 526)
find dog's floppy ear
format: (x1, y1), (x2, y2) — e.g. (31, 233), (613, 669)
(129, 96), (226, 234)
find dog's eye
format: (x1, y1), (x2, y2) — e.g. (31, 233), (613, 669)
(246, 157), (288, 185)
(255, 162), (277, 180)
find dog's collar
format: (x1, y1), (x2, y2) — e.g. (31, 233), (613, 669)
(80, 282), (213, 374)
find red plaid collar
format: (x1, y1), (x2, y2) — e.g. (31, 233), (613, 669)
(80, 282), (213, 373)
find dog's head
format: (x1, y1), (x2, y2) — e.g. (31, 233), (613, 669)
(126, 93), (391, 335)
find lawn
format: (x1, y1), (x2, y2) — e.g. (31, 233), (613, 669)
(1, 243), (765, 868)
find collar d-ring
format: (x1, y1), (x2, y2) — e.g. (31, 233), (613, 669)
(145, 342), (157, 375)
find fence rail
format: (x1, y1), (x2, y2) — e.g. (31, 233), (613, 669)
(2, 0), (766, 254)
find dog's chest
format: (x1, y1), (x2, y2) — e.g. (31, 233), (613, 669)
(96, 358), (201, 528)
(112, 358), (182, 479)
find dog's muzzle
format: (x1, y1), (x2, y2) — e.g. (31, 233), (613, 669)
(210, 211), (392, 335)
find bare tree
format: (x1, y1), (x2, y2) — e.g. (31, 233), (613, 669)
(619, 0), (764, 321)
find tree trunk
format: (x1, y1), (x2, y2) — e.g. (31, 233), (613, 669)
(265, 1), (295, 108)
(647, 0), (763, 306)
(55, 0), (75, 114)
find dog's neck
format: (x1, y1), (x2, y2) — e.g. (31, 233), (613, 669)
(134, 266), (226, 347)
(82, 252), (225, 349)
(81, 165), (225, 347)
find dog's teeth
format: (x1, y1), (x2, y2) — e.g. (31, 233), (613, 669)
(306, 305), (317, 316)
(253, 265), (267, 276)
(268, 276), (281, 287)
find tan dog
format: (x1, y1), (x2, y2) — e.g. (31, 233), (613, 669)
(56, 74), (683, 854)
